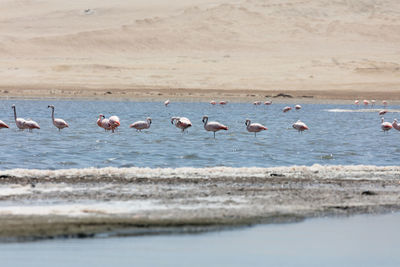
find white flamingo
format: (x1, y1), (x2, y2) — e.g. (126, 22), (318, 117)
(245, 119), (267, 137)
(164, 100), (170, 107)
(295, 105), (302, 110)
(381, 117), (392, 133)
(130, 117), (152, 131)
(171, 117), (192, 132)
(292, 120), (308, 133)
(11, 104), (26, 130)
(23, 119), (40, 132)
(109, 115), (120, 133)
(202, 115), (228, 138)
(392, 119), (400, 131)
(48, 105), (68, 131)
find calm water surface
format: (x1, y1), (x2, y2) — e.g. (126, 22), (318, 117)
(0, 99), (399, 169)
(1, 212), (399, 267)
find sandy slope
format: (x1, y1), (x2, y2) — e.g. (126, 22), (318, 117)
(0, 0), (399, 100)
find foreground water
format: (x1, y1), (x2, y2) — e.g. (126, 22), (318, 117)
(1, 212), (399, 267)
(0, 99), (399, 169)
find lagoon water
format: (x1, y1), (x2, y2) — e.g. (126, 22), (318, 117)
(1, 212), (399, 267)
(0, 99), (399, 170)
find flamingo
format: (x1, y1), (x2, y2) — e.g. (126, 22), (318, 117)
(382, 100), (388, 106)
(202, 115), (228, 138)
(283, 106), (292, 113)
(23, 119), (40, 132)
(354, 100), (359, 105)
(371, 100), (376, 107)
(48, 105), (68, 131)
(109, 115), (120, 133)
(219, 101), (227, 105)
(164, 100), (170, 107)
(210, 100), (216, 105)
(363, 100), (369, 106)
(253, 101), (261, 105)
(295, 105), (302, 110)
(381, 117), (392, 133)
(379, 110), (387, 116)
(392, 119), (400, 131)
(171, 117), (192, 132)
(292, 120), (308, 133)
(0, 120), (9, 129)
(97, 114), (111, 131)
(245, 119), (267, 137)
(11, 104), (27, 130)
(130, 117), (152, 131)
(264, 101), (272, 105)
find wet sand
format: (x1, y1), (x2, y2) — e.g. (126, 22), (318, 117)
(0, 166), (399, 240)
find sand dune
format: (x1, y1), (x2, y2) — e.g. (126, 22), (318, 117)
(0, 0), (399, 100)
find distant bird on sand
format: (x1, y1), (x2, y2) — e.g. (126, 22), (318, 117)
(292, 120), (308, 133)
(48, 105), (68, 131)
(245, 119), (267, 137)
(381, 117), (392, 133)
(0, 120), (9, 129)
(130, 117), (152, 132)
(202, 115), (228, 138)
(171, 117), (192, 132)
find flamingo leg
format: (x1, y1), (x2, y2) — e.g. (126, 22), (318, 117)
(213, 132), (216, 139)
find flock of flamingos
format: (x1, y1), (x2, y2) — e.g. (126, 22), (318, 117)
(0, 99), (399, 137)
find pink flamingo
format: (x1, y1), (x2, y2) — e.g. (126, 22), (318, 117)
(354, 100), (359, 105)
(171, 117), (192, 132)
(219, 101), (227, 105)
(264, 101), (272, 105)
(109, 115), (120, 133)
(295, 105), (302, 110)
(371, 100), (376, 107)
(283, 106), (292, 113)
(0, 120), (9, 129)
(210, 100), (216, 105)
(363, 100), (369, 106)
(379, 110), (387, 116)
(48, 105), (68, 131)
(202, 115), (228, 138)
(164, 100), (170, 107)
(292, 120), (308, 133)
(253, 101), (261, 105)
(392, 119), (400, 131)
(97, 114), (111, 131)
(382, 100), (388, 106)
(23, 119), (40, 132)
(245, 119), (267, 137)
(381, 117), (392, 133)
(130, 117), (152, 131)
(11, 104), (27, 130)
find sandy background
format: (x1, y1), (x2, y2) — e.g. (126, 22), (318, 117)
(0, 0), (399, 101)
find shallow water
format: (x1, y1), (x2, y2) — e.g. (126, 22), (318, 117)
(1, 212), (399, 267)
(0, 100), (399, 169)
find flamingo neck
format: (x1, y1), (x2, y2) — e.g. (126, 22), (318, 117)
(51, 108), (55, 121)
(13, 107), (17, 121)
